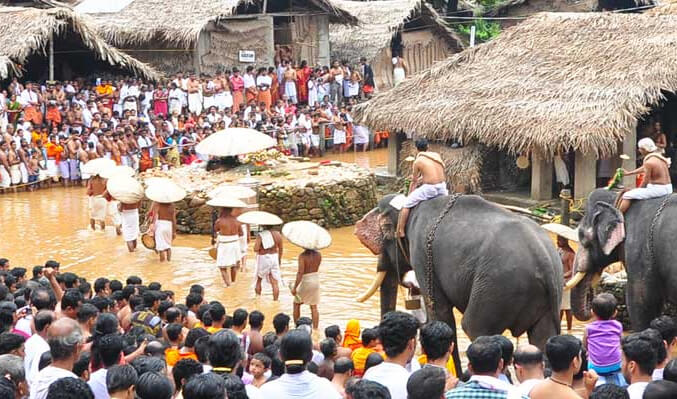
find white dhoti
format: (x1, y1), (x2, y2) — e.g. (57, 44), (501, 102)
(0, 165), (10, 188)
(240, 225), (248, 257)
(203, 95), (215, 110)
(294, 272), (320, 305)
(215, 92), (232, 111)
(68, 159), (80, 180)
(333, 129), (346, 145)
(104, 152), (112, 160)
(90, 195), (108, 222)
(188, 93), (202, 115)
(19, 163), (28, 184)
(393, 67), (406, 86)
(121, 155), (130, 167)
(154, 219), (173, 251)
(403, 182), (449, 208)
(561, 288), (571, 311)
(121, 209), (140, 242)
(10, 164), (21, 184)
(169, 99), (182, 115)
(216, 235), (241, 268)
(256, 254), (281, 282)
(108, 200), (122, 226)
(284, 81), (297, 103)
(59, 161), (70, 179)
(46, 159), (58, 177)
(622, 183), (673, 200)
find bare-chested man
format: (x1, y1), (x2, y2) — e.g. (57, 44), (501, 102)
(76, 141), (89, 185)
(213, 207), (243, 287)
(18, 140), (30, 185)
(187, 75), (202, 116)
(619, 137), (673, 213)
(254, 226), (283, 300)
(117, 132), (130, 167)
(292, 248), (322, 329)
(397, 138), (448, 237)
(87, 173), (108, 230)
(0, 141), (12, 188)
(283, 64), (298, 104)
(87, 141), (99, 162)
(102, 131), (114, 159)
(126, 132), (139, 171)
(67, 135), (80, 184)
(110, 133), (122, 165)
(8, 141), (22, 186)
(151, 201), (177, 262)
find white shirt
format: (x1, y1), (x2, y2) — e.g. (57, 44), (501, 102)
(256, 75), (272, 88)
(243, 73), (256, 89)
(516, 378), (542, 397)
(88, 368), (110, 399)
(259, 371), (341, 399)
(30, 366), (77, 399)
(24, 334), (50, 386)
(14, 315), (32, 337)
(245, 385), (263, 399)
(19, 89), (37, 106)
(627, 381), (649, 399)
(363, 362), (410, 399)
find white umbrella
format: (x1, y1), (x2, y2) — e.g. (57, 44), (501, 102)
(206, 196), (248, 208)
(100, 165), (135, 179)
(237, 211), (283, 226)
(282, 221), (331, 250)
(195, 128), (277, 157)
(144, 178), (187, 203)
(207, 184), (256, 199)
(107, 176), (144, 204)
(81, 158), (116, 176)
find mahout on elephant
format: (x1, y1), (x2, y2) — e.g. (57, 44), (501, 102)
(355, 193), (563, 373)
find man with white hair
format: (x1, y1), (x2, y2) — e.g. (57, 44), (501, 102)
(619, 137), (672, 213)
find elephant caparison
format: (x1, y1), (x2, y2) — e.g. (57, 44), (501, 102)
(354, 194), (563, 373)
(567, 189), (677, 331)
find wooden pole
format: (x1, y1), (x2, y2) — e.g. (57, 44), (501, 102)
(49, 34), (54, 81)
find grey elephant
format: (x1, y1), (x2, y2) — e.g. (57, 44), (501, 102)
(355, 193), (563, 373)
(567, 188), (677, 330)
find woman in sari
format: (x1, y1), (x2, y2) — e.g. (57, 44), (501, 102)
(153, 84), (169, 117)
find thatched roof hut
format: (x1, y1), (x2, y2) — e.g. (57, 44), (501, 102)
(0, 6), (158, 80)
(354, 12), (677, 159)
(330, 0), (463, 88)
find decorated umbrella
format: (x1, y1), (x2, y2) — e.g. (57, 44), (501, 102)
(237, 211), (283, 226)
(207, 184), (256, 200)
(144, 178), (187, 204)
(106, 176), (144, 204)
(100, 165), (135, 179)
(81, 158), (116, 177)
(282, 221), (331, 250)
(195, 128), (277, 157)
(206, 196), (248, 208)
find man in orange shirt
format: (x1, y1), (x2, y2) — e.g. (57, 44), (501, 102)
(165, 327), (207, 367)
(44, 136), (63, 182)
(351, 328), (384, 377)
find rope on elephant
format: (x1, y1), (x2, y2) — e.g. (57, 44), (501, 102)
(425, 193), (462, 308)
(649, 194), (674, 268)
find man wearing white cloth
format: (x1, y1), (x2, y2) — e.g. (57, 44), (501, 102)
(0, 140), (10, 188)
(254, 227), (283, 301)
(151, 201), (177, 262)
(619, 137), (673, 214)
(213, 207), (244, 287)
(120, 202), (141, 252)
(87, 174), (109, 230)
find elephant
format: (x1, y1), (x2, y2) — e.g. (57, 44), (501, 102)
(354, 193), (563, 373)
(567, 188), (677, 331)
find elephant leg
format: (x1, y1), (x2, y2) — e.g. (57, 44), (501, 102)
(626, 276), (663, 331)
(527, 311), (559, 350)
(422, 289), (463, 376)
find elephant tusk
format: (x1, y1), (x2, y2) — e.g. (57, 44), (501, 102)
(564, 272), (586, 291)
(356, 271), (387, 303)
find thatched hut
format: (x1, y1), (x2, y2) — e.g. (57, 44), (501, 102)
(330, 0), (463, 88)
(0, 6), (158, 80)
(77, 0), (356, 75)
(354, 12), (677, 201)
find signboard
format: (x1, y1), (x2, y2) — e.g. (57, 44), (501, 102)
(239, 50), (256, 63)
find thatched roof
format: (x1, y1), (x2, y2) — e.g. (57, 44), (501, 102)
(354, 12), (677, 158)
(81, 0), (356, 48)
(330, 0), (463, 63)
(0, 6), (159, 80)
(647, 0), (677, 14)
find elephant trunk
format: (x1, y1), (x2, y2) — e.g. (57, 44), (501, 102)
(570, 272), (595, 321)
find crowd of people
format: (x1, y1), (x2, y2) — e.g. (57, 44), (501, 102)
(0, 58), (390, 191)
(0, 257), (675, 399)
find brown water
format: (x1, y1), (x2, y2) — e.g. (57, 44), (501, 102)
(0, 147), (584, 359)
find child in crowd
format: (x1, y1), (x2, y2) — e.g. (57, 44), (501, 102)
(583, 293), (626, 387)
(249, 352), (271, 388)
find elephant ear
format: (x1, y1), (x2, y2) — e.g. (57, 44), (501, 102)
(594, 201), (625, 255)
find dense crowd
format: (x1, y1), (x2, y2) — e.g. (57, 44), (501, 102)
(0, 58), (390, 190)
(0, 257), (674, 399)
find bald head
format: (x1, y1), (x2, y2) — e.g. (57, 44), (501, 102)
(513, 344), (544, 383)
(47, 318), (82, 361)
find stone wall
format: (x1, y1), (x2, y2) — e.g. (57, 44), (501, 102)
(598, 281), (677, 330)
(140, 171), (378, 233)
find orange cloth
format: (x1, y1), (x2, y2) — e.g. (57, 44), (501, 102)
(45, 142), (64, 162)
(23, 106), (43, 125)
(139, 148), (153, 172)
(112, 154), (121, 165)
(45, 106), (61, 126)
(165, 348), (198, 367)
(245, 88), (257, 105)
(232, 91), (244, 113)
(297, 67), (310, 103)
(258, 89), (272, 111)
(417, 354), (457, 377)
(342, 319), (362, 351)
(351, 346), (384, 377)
(270, 73), (279, 102)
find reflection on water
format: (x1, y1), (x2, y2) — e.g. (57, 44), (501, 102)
(0, 149), (585, 361)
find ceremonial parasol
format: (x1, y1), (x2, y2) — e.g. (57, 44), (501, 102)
(207, 184), (256, 199)
(81, 158), (116, 176)
(144, 178), (187, 203)
(237, 211), (283, 226)
(206, 196), (248, 208)
(100, 165), (135, 179)
(541, 223), (579, 242)
(106, 176), (144, 204)
(195, 128), (277, 157)
(282, 221), (331, 250)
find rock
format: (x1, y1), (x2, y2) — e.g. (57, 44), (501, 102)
(309, 208), (323, 217)
(296, 209), (309, 216)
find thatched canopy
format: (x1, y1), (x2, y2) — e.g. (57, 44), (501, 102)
(330, 0), (463, 63)
(354, 12), (677, 158)
(647, 0), (677, 14)
(81, 0), (356, 48)
(0, 6), (158, 80)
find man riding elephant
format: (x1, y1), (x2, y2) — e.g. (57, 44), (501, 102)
(618, 137), (672, 214)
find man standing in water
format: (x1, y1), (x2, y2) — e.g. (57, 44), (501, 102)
(87, 173), (108, 230)
(254, 225), (283, 300)
(152, 201), (177, 262)
(291, 248), (321, 329)
(121, 201), (141, 252)
(213, 206), (244, 287)
(397, 138), (447, 238)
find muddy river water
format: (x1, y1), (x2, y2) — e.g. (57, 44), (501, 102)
(0, 148), (584, 357)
